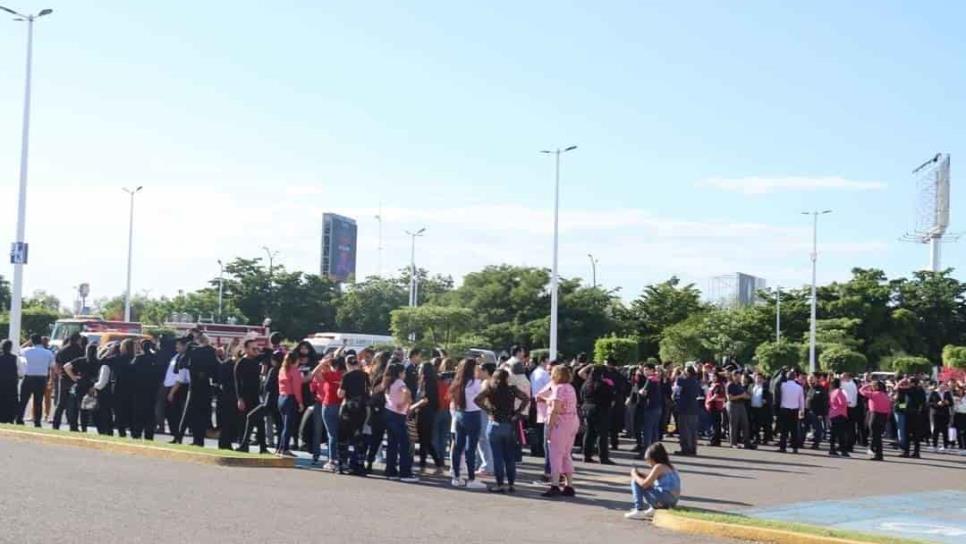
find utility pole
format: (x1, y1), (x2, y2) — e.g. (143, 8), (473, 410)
(123, 186), (143, 322)
(540, 145), (577, 361)
(587, 253), (598, 289)
(803, 210), (831, 373)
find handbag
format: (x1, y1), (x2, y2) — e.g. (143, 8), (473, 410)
(81, 393), (98, 411)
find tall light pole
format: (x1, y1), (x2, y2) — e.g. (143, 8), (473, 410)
(405, 228), (425, 307)
(375, 204), (383, 277)
(217, 259), (224, 322)
(262, 246), (279, 318)
(803, 210), (831, 373)
(587, 253), (598, 289)
(3, 5), (53, 346)
(540, 145), (577, 361)
(122, 186), (143, 322)
(775, 285), (781, 343)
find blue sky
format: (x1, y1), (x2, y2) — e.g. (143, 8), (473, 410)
(0, 1), (963, 309)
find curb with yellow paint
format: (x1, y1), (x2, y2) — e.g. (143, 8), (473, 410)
(0, 427), (294, 468)
(652, 510), (885, 544)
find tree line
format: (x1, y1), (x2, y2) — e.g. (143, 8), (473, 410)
(3, 260), (966, 372)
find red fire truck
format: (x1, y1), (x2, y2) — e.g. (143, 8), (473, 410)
(50, 317), (270, 350)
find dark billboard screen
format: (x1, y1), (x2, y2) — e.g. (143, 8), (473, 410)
(326, 214), (357, 282)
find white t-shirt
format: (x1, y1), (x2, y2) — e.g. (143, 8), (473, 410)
(841, 379), (858, 408)
(461, 379), (483, 412)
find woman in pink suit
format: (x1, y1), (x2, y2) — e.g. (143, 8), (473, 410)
(539, 365), (580, 498)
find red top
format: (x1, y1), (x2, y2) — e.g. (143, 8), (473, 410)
(311, 370), (343, 406)
(278, 365), (304, 406)
(705, 383), (726, 412)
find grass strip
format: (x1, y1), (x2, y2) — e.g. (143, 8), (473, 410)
(668, 507), (928, 544)
(0, 423), (271, 459)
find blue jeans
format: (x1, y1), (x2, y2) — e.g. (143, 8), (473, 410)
(433, 410), (451, 461)
(277, 395), (298, 452)
(452, 410), (481, 480)
(632, 481), (678, 510)
(487, 420), (517, 486)
(894, 412), (908, 451)
(322, 404), (341, 465)
(807, 412), (826, 446)
(383, 410), (413, 478)
(477, 410), (493, 471)
(641, 408), (662, 451)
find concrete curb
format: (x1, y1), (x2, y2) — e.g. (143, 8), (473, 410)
(0, 428), (294, 468)
(652, 510), (877, 544)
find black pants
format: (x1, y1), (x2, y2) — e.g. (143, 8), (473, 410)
(217, 395), (240, 449)
(582, 404), (611, 461)
(829, 415), (848, 454)
(239, 396), (268, 450)
(750, 406), (772, 443)
(904, 414), (923, 456)
(366, 410), (387, 465)
(955, 413), (966, 450)
(66, 391), (83, 432)
(165, 387), (186, 437)
(18, 376), (47, 426)
(131, 397), (157, 440)
(0, 383), (17, 423)
(870, 412), (887, 459)
(530, 422), (545, 457)
(709, 410), (724, 446)
(113, 394), (133, 437)
(95, 392), (114, 435)
(179, 388), (211, 446)
(932, 416), (951, 448)
(51, 381), (71, 430)
(416, 408), (443, 468)
(778, 409), (800, 452)
(610, 401), (624, 449)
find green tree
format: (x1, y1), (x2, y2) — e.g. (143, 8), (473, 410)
(942, 345), (966, 370)
(881, 355), (932, 376)
(754, 340), (802, 374)
(24, 290), (63, 313)
(892, 270), (966, 363)
(0, 275), (10, 311)
(594, 336), (639, 365)
(629, 277), (704, 358)
(390, 305), (474, 350)
(819, 345), (868, 374)
(336, 276), (408, 334)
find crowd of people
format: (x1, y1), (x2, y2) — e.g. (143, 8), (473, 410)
(2, 330), (965, 519)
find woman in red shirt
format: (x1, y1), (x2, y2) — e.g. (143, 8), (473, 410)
(705, 374), (727, 447)
(310, 355), (345, 471)
(277, 351), (305, 457)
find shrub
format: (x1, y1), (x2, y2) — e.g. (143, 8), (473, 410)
(881, 355), (933, 376)
(819, 346), (868, 375)
(594, 336), (639, 366)
(942, 345), (966, 370)
(754, 340), (802, 374)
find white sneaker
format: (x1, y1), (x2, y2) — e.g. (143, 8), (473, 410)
(465, 479), (486, 490)
(400, 476), (420, 483)
(624, 509), (651, 520)
(323, 462), (338, 472)
(451, 478), (466, 488)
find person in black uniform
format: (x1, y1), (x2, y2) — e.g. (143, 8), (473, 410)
(107, 339), (137, 437)
(235, 340), (272, 453)
(216, 345), (240, 450)
(63, 344), (99, 432)
(0, 340), (19, 423)
(901, 377), (927, 458)
(178, 334), (219, 447)
(580, 364), (616, 464)
(52, 333), (86, 430)
(339, 354), (370, 475)
(130, 339), (162, 440)
(604, 359), (628, 451)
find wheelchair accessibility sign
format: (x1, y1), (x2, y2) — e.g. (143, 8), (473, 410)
(10, 242), (28, 264)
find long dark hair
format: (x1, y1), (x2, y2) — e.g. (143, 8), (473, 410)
(370, 351), (391, 392)
(645, 442), (673, 469)
(295, 341), (318, 363)
(418, 361), (438, 397)
(1, 340), (11, 355)
(449, 358), (478, 410)
(488, 368), (514, 411)
(381, 363), (405, 392)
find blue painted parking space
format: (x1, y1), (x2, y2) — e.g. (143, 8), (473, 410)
(744, 490), (966, 543)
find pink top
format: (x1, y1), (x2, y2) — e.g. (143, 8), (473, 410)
(859, 385), (891, 415)
(829, 389), (848, 419)
(278, 365), (304, 406)
(548, 383), (578, 419)
(385, 378), (410, 415)
(535, 383), (552, 423)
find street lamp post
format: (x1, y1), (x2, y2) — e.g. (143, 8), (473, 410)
(123, 186), (143, 322)
(587, 253), (598, 289)
(775, 285), (781, 343)
(217, 259), (224, 322)
(2, 5), (53, 347)
(540, 145), (577, 361)
(262, 246), (279, 317)
(405, 228), (426, 307)
(803, 210), (831, 373)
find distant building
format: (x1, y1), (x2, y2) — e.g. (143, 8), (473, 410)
(321, 213), (357, 283)
(709, 273), (767, 308)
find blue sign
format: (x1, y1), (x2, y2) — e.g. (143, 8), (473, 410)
(9, 242), (28, 265)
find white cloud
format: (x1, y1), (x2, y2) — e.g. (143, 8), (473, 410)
(697, 176), (886, 195)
